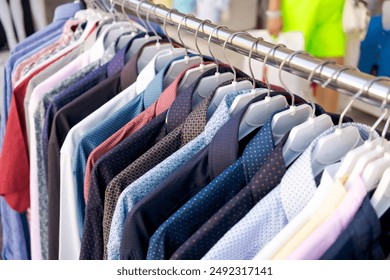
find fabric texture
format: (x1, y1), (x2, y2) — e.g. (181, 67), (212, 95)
(172, 134), (290, 260)
(47, 41), (133, 260)
(103, 76), (253, 259)
(320, 197), (385, 260)
(287, 175), (367, 260)
(107, 88), (259, 260)
(202, 123), (376, 260)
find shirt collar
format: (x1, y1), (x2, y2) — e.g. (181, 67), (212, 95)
(165, 65), (240, 133)
(53, 2), (83, 22)
(280, 123), (377, 222)
(135, 48), (171, 94)
(207, 91), (308, 180)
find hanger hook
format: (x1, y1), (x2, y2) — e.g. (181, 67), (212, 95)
(322, 65), (359, 88)
(306, 60), (337, 117)
(164, 8), (177, 51)
(260, 44), (286, 97)
(278, 50), (311, 106)
(208, 25), (228, 74)
(338, 76), (389, 130)
(369, 77), (390, 143)
(178, 14), (196, 56)
(121, 0), (137, 31)
(146, 1), (159, 43)
(223, 31), (253, 83)
(248, 37), (264, 90)
(136, 0), (149, 31)
(195, 19), (212, 65)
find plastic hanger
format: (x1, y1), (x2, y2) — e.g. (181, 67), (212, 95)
(115, 0), (140, 49)
(154, 8), (187, 72)
(230, 38), (271, 116)
(338, 77), (390, 190)
(237, 43), (288, 141)
(371, 166), (390, 217)
(162, 14), (202, 88)
(191, 25), (234, 108)
(363, 117), (390, 192)
(127, 0), (162, 58)
(137, 3), (171, 71)
(310, 71), (380, 178)
(271, 50), (313, 145)
(282, 60), (335, 167)
(206, 31), (254, 119)
(178, 19), (217, 91)
(356, 77), (390, 192)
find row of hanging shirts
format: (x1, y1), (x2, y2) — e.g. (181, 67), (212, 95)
(0, 0), (389, 260)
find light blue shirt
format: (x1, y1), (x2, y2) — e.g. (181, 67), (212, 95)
(107, 89), (253, 260)
(202, 123), (376, 260)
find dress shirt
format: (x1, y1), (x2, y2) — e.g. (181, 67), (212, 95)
(145, 106), (287, 260)
(253, 162), (341, 260)
(12, 2), (82, 54)
(107, 88), (262, 260)
(26, 42), (94, 260)
(0, 52), (73, 213)
(83, 65), (234, 203)
(0, 3), (80, 261)
(273, 179), (347, 259)
(61, 50), (176, 260)
(12, 20), (79, 86)
(172, 135), (290, 260)
(80, 66), (237, 260)
(103, 77), (253, 259)
(25, 27), (98, 142)
(0, 197), (30, 260)
(320, 196), (385, 260)
(75, 48), (174, 204)
(2, 1), (81, 136)
(41, 32), (152, 169)
(2, 32), (61, 151)
(202, 123), (375, 260)
(82, 59), (203, 192)
(30, 63), (100, 260)
(288, 175), (368, 260)
(47, 39), (140, 260)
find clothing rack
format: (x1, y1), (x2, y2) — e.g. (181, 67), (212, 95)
(112, 0), (390, 109)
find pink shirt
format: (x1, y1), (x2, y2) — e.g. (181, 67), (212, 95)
(12, 20), (79, 87)
(287, 175), (367, 260)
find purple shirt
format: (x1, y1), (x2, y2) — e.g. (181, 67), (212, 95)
(288, 175), (367, 260)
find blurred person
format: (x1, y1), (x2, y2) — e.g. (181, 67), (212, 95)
(266, 0), (346, 112)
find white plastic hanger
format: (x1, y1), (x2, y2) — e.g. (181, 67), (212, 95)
(137, 3), (171, 71)
(371, 166), (390, 217)
(271, 50), (313, 145)
(206, 31), (253, 119)
(363, 118), (390, 192)
(358, 77), (390, 192)
(282, 60), (335, 167)
(178, 19), (217, 91)
(191, 25), (235, 108)
(154, 8), (187, 72)
(162, 14), (202, 88)
(338, 77), (387, 188)
(311, 70), (380, 178)
(237, 43), (288, 141)
(230, 38), (274, 116)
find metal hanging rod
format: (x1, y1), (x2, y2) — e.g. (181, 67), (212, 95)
(113, 0), (390, 108)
